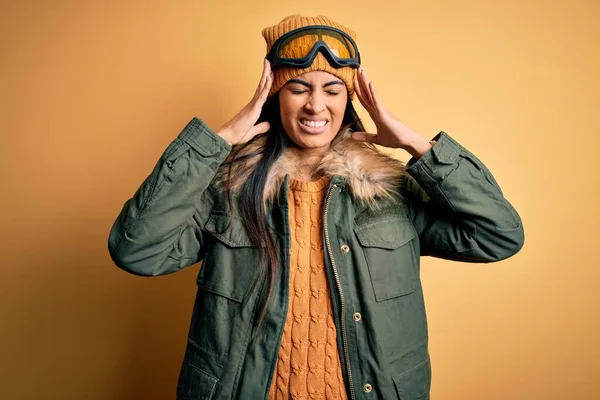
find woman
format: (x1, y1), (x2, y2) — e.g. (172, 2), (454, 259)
(108, 15), (524, 400)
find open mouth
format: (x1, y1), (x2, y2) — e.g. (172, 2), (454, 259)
(298, 119), (329, 134)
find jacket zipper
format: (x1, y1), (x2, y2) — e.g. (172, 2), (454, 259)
(324, 183), (356, 400)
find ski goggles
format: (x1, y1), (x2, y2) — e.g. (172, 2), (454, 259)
(265, 25), (361, 70)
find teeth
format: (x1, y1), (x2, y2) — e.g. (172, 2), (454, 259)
(300, 119), (327, 128)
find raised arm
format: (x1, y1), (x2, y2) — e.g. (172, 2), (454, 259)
(351, 68), (524, 262)
(402, 132), (524, 262)
(107, 118), (231, 276)
(108, 60), (274, 276)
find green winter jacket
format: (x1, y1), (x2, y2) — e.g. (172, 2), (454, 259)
(108, 118), (524, 400)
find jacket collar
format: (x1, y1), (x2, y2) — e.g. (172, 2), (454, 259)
(216, 128), (408, 205)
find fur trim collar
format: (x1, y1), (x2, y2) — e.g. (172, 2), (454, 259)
(216, 129), (408, 205)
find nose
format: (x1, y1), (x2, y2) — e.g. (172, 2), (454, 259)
(304, 91), (326, 115)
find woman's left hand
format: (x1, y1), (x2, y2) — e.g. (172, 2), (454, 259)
(352, 69), (430, 156)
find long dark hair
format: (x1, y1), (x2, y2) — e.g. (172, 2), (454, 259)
(224, 91), (366, 334)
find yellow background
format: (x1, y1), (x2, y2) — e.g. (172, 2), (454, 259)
(1, 0), (598, 398)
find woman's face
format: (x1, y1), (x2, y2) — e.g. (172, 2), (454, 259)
(279, 71), (348, 153)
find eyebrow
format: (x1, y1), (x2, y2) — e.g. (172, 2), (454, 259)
(286, 78), (344, 89)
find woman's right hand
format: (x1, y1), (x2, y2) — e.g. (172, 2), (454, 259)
(216, 59), (273, 146)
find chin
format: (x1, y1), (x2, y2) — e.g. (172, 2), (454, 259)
(294, 135), (335, 150)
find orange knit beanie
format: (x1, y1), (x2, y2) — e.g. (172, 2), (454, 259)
(261, 15), (358, 99)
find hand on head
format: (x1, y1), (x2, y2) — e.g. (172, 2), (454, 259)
(217, 59), (274, 146)
(351, 68), (419, 150)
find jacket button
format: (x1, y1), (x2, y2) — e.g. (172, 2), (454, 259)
(341, 244), (350, 253)
(353, 312), (362, 322)
(363, 383), (373, 393)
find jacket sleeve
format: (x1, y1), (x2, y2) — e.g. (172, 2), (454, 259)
(402, 131), (524, 262)
(107, 118), (231, 276)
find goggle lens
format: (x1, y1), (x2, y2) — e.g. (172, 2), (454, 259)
(276, 28), (356, 60)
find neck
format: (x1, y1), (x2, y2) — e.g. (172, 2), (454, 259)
(294, 147), (328, 181)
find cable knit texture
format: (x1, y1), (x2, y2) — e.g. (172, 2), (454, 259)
(268, 176), (347, 400)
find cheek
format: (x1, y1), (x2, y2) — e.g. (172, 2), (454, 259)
(280, 107), (296, 120)
(280, 94), (299, 111)
(331, 99), (348, 123)
(280, 102), (301, 126)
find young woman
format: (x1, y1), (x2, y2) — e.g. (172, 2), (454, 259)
(108, 15), (524, 400)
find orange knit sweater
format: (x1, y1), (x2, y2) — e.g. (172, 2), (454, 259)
(268, 176), (348, 400)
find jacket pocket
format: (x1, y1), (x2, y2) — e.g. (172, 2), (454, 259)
(354, 217), (419, 301)
(204, 209), (255, 248)
(176, 358), (218, 400)
(393, 357), (431, 400)
(190, 210), (258, 358)
(201, 210), (258, 302)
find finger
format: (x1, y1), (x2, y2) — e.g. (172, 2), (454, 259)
(255, 72), (272, 107)
(250, 72), (271, 114)
(264, 70), (274, 97)
(358, 69), (375, 109)
(355, 75), (374, 113)
(369, 80), (381, 110)
(254, 59), (269, 99)
(248, 121), (271, 139)
(351, 131), (378, 144)
(354, 76), (367, 109)
(261, 60), (272, 93)
(362, 70), (376, 108)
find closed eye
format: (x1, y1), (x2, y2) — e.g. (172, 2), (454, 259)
(291, 90), (340, 95)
